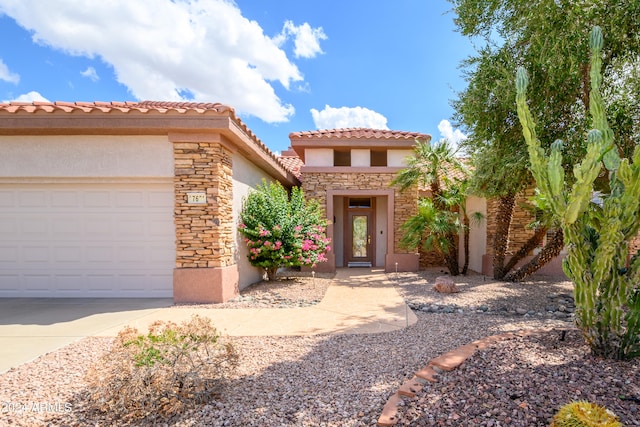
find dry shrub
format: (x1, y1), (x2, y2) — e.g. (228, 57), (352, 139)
(85, 315), (238, 423)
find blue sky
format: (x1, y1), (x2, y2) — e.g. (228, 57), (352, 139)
(0, 0), (474, 154)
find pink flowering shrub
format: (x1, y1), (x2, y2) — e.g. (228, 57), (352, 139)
(238, 180), (331, 281)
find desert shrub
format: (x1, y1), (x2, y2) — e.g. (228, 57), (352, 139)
(239, 179), (331, 280)
(85, 315), (238, 423)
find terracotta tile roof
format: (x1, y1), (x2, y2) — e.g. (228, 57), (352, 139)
(0, 100), (235, 114)
(0, 100), (298, 184)
(277, 147), (304, 179)
(289, 128), (431, 142)
(278, 155), (304, 179)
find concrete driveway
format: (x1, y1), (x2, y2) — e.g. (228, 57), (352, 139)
(0, 298), (173, 373)
(0, 269), (417, 374)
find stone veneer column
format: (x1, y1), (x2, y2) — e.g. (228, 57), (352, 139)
(172, 139), (239, 303)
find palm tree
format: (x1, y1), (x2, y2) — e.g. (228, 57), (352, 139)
(399, 197), (461, 275)
(392, 139), (480, 275)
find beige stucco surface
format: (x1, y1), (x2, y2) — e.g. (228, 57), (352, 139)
(232, 152), (282, 289)
(387, 149), (411, 167)
(305, 148), (333, 166)
(376, 196), (388, 267)
(0, 135), (173, 178)
(466, 196), (487, 273)
(351, 149), (370, 167)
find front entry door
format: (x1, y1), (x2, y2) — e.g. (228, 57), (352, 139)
(347, 211), (372, 267)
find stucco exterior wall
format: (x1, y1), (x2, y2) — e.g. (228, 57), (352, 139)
(376, 196), (388, 267)
(352, 149), (370, 167)
(305, 148), (333, 166)
(0, 135), (173, 178)
(232, 152), (274, 289)
(333, 196), (345, 267)
(466, 196), (487, 273)
(388, 150), (412, 167)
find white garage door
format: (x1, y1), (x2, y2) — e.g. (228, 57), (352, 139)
(0, 182), (175, 297)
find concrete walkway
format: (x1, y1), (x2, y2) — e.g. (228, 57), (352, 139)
(0, 268), (416, 373)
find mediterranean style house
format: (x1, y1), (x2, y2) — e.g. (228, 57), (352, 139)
(9, 100), (634, 303)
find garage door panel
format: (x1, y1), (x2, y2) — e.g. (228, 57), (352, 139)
(1, 182), (174, 297)
(19, 191), (47, 207)
(53, 275), (84, 292)
(24, 275), (51, 291)
(85, 218), (112, 235)
(52, 218), (81, 235)
(118, 220), (146, 236)
(117, 246), (147, 263)
(116, 191), (147, 207)
(149, 191), (173, 207)
(54, 247), (83, 263)
(22, 246), (50, 263)
(21, 218), (48, 235)
(0, 247), (18, 263)
(83, 191), (111, 208)
(150, 247), (174, 263)
(0, 191), (14, 207)
(51, 191), (79, 207)
(0, 217), (15, 234)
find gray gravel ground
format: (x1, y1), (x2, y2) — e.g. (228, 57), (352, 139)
(1, 270), (637, 426)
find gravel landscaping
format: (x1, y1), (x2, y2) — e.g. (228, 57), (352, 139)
(1, 269), (638, 426)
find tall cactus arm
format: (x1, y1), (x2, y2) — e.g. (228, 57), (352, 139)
(548, 140), (565, 197)
(618, 147), (640, 236)
(589, 26), (620, 171)
(564, 130), (605, 224)
(515, 68), (557, 212)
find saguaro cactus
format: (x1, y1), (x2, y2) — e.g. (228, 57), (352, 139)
(516, 26), (640, 360)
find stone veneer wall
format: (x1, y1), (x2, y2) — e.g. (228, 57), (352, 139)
(419, 248), (445, 268)
(484, 187), (537, 256)
(173, 142), (234, 268)
(301, 171), (417, 254)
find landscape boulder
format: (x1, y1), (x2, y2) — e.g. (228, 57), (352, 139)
(433, 276), (459, 293)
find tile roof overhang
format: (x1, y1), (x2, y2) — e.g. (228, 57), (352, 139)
(0, 101), (299, 187)
(288, 128), (431, 162)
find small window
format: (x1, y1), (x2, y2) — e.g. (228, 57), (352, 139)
(334, 149), (351, 166)
(370, 150), (387, 167)
(349, 198), (371, 208)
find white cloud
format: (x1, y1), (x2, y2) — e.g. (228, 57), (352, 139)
(0, 0), (307, 123)
(437, 119), (467, 150)
(0, 58), (20, 84)
(4, 91), (50, 103)
(275, 21), (327, 59)
(311, 105), (389, 130)
(80, 66), (99, 82)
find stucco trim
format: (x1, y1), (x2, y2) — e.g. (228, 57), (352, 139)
(302, 166), (404, 174)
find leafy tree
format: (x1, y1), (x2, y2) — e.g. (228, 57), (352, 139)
(449, 0), (640, 281)
(238, 180), (330, 281)
(393, 139), (481, 275)
(517, 27), (640, 359)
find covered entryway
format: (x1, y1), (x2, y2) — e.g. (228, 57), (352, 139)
(0, 181), (175, 297)
(345, 197), (375, 267)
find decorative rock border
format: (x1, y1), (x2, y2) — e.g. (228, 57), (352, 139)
(407, 292), (576, 321)
(376, 329), (553, 426)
